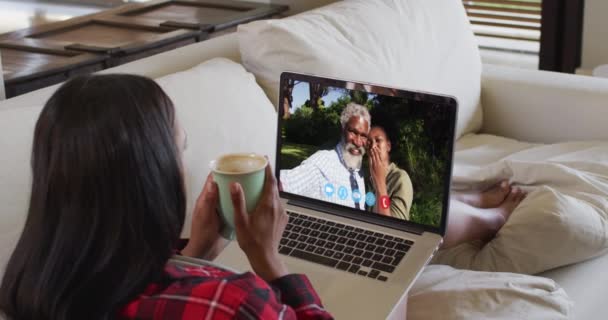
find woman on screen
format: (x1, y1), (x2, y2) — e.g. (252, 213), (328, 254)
(367, 126), (414, 220)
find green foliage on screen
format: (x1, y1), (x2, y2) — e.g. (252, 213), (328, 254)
(281, 89), (451, 227)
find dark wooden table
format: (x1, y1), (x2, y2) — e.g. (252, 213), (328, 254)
(0, 0), (287, 98)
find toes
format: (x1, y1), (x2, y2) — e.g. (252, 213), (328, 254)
(508, 187), (521, 201)
(499, 181), (512, 200)
(511, 187), (527, 202)
(500, 180), (510, 191)
(518, 190), (528, 201)
(511, 187), (520, 195)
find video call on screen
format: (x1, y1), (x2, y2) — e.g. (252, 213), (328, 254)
(278, 78), (453, 228)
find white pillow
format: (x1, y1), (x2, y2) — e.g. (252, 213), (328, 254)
(238, 0), (482, 139)
(433, 134), (608, 275)
(408, 265), (573, 320)
(155, 58), (278, 237)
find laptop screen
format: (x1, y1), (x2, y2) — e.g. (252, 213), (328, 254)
(277, 73), (456, 234)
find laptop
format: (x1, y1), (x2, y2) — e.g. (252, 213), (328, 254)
(215, 72), (458, 319)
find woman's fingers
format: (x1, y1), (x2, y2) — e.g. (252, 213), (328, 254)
(371, 147), (380, 164)
(264, 164), (278, 194)
(259, 163), (282, 212)
(231, 183), (249, 232)
(374, 149), (382, 163)
(371, 147), (379, 164)
(182, 174), (222, 259)
(196, 174), (217, 210)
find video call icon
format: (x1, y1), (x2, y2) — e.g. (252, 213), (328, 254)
(338, 186), (349, 200)
(352, 189), (362, 203)
(365, 192), (376, 207)
(324, 183), (335, 197)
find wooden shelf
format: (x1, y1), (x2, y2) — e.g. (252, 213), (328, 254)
(114, 0), (287, 31)
(0, 0), (288, 98)
(0, 42), (107, 97)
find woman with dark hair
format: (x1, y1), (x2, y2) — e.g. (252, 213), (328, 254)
(0, 74), (332, 320)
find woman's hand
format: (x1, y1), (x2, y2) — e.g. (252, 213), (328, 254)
(369, 146), (392, 216)
(230, 163), (289, 282)
(369, 146), (389, 194)
(181, 174), (228, 260)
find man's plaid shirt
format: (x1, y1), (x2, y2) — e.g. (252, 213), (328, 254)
(119, 263), (333, 319)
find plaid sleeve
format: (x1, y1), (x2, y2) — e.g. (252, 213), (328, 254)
(238, 273), (333, 320)
(269, 274), (319, 308)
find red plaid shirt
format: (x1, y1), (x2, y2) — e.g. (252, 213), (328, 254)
(119, 262), (334, 319)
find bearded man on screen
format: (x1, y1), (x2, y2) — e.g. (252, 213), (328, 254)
(280, 103), (370, 209)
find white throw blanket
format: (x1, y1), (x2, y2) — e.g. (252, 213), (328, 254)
(408, 265), (572, 320)
(433, 134), (608, 275)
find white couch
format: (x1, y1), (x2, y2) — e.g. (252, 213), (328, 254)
(2, 1), (608, 319)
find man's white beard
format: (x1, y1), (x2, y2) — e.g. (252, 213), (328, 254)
(342, 142), (365, 170)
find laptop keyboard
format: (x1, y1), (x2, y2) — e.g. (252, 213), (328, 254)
(278, 211), (414, 281)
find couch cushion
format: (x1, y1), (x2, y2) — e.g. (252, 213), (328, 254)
(155, 58), (277, 236)
(540, 252), (608, 320)
(238, 0), (482, 139)
(409, 265), (572, 320)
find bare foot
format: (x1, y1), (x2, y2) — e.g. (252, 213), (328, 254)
(481, 187), (527, 240)
(453, 180), (511, 209)
(494, 187), (526, 220)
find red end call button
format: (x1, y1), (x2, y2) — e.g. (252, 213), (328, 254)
(380, 195), (390, 209)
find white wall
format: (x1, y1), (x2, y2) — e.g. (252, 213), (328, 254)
(581, 0), (608, 73)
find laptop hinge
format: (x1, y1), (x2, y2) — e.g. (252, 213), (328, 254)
(287, 199), (425, 235)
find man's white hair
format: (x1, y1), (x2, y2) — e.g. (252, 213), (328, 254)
(340, 102), (371, 130)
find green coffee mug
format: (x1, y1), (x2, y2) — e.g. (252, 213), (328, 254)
(210, 153), (267, 239)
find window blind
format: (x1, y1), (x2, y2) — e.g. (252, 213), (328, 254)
(463, 0), (541, 53)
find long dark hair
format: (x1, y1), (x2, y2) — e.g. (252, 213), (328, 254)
(0, 74), (186, 319)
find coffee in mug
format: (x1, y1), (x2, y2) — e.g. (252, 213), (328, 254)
(215, 154), (267, 173)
